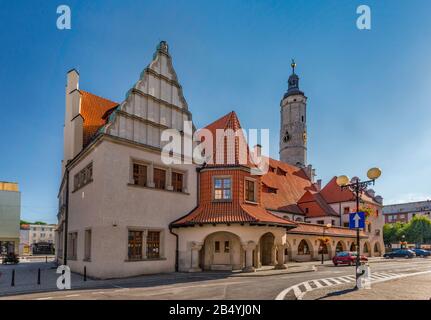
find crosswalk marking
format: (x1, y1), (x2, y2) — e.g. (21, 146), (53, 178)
(276, 269), (431, 300)
(303, 282), (313, 291)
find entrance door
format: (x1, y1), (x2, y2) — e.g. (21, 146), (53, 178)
(213, 239), (231, 265)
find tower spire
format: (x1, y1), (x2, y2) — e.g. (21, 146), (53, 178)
(291, 58), (296, 74)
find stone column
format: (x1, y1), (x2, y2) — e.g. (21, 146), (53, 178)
(270, 245), (277, 266)
(242, 241), (257, 273)
(189, 242), (203, 272)
(275, 244), (287, 269)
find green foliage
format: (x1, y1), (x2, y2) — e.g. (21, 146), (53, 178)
(405, 215), (431, 245)
(383, 215), (431, 245)
(20, 220), (31, 225)
(33, 221), (47, 225)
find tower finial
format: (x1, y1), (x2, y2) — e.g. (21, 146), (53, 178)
(291, 58), (296, 74)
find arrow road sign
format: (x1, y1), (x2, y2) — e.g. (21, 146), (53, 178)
(349, 211), (365, 229)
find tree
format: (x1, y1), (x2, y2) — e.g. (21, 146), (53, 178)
(383, 222), (406, 244)
(33, 221), (47, 225)
(404, 216), (431, 245)
(20, 220), (31, 225)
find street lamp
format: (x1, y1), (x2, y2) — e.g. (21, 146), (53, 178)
(321, 223), (332, 265)
(336, 167), (381, 289)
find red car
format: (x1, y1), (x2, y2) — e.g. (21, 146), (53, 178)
(333, 251), (368, 266)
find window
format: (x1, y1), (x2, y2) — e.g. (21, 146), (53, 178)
(68, 232), (78, 260)
(154, 168), (166, 189)
(245, 179), (256, 202)
(368, 223), (372, 233)
(215, 241), (220, 253)
(214, 177), (231, 200)
(305, 208), (309, 214)
(224, 241), (230, 253)
(317, 220), (324, 225)
(298, 240), (310, 255)
(84, 229), (92, 261)
(343, 207), (350, 214)
(343, 222), (349, 227)
(172, 172), (183, 192)
(146, 231), (160, 259)
(74, 162), (93, 191)
(331, 220), (336, 226)
(128, 231), (143, 260)
(133, 163), (147, 187)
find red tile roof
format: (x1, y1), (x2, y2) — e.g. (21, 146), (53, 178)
(199, 111), (256, 168)
(261, 158), (316, 213)
(297, 190), (338, 217)
(171, 203), (297, 227)
(320, 176), (380, 206)
(288, 222), (367, 238)
(80, 90), (118, 146)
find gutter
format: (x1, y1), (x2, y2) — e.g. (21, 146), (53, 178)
(63, 168), (70, 265)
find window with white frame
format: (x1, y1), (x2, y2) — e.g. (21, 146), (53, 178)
(214, 177), (231, 200)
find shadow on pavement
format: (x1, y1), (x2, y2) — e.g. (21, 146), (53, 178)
(316, 287), (357, 300)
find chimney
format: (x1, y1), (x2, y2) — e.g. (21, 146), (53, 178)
(304, 164), (316, 183)
(62, 69), (83, 175)
(253, 144), (262, 158)
(314, 179), (322, 191)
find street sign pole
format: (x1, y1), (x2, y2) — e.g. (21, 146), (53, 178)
(355, 180), (360, 289)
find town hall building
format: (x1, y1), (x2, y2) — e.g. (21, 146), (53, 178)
(56, 42), (384, 279)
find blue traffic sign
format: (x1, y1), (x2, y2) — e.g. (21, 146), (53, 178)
(349, 211), (365, 229)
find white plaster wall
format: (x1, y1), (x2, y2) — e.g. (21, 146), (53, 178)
(66, 139), (197, 279)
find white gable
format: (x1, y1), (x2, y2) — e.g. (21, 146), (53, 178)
(104, 41), (192, 149)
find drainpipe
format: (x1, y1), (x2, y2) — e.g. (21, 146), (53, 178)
(63, 168), (70, 265)
(169, 164), (204, 272)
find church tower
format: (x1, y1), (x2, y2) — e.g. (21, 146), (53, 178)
(279, 60), (307, 167)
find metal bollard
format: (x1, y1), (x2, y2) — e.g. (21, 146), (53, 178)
(37, 268), (41, 285)
(11, 269), (15, 287)
(84, 266), (87, 281)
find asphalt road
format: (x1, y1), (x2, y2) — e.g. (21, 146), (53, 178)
(2, 258), (431, 300)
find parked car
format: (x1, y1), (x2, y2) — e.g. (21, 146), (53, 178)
(383, 249), (416, 259)
(333, 251), (368, 266)
(1, 253), (19, 265)
(412, 248), (431, 258)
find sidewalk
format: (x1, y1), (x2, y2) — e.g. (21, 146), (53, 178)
(304, 272), (431, 300)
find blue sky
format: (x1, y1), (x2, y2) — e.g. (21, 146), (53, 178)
(1, 0), (430, 224)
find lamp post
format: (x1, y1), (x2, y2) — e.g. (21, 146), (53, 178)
(336, 167), (381, 289)
(321, 223), (332, 264)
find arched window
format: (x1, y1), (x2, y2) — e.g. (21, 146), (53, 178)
(318, 240), (328, 254)
(336, 241), (344, 252)
(350, 242), (356, 251)
(298, 240), (310, 255)
(295, 217), (303, 222)
(367, 223), (372, 233)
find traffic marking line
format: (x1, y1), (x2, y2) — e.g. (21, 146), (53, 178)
(275, 269), (431, 300)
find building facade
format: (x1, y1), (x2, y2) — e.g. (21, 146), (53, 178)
(56, 42), (384, 279)
(383, 200), (431, 224)
(0, 182), (20, 255)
